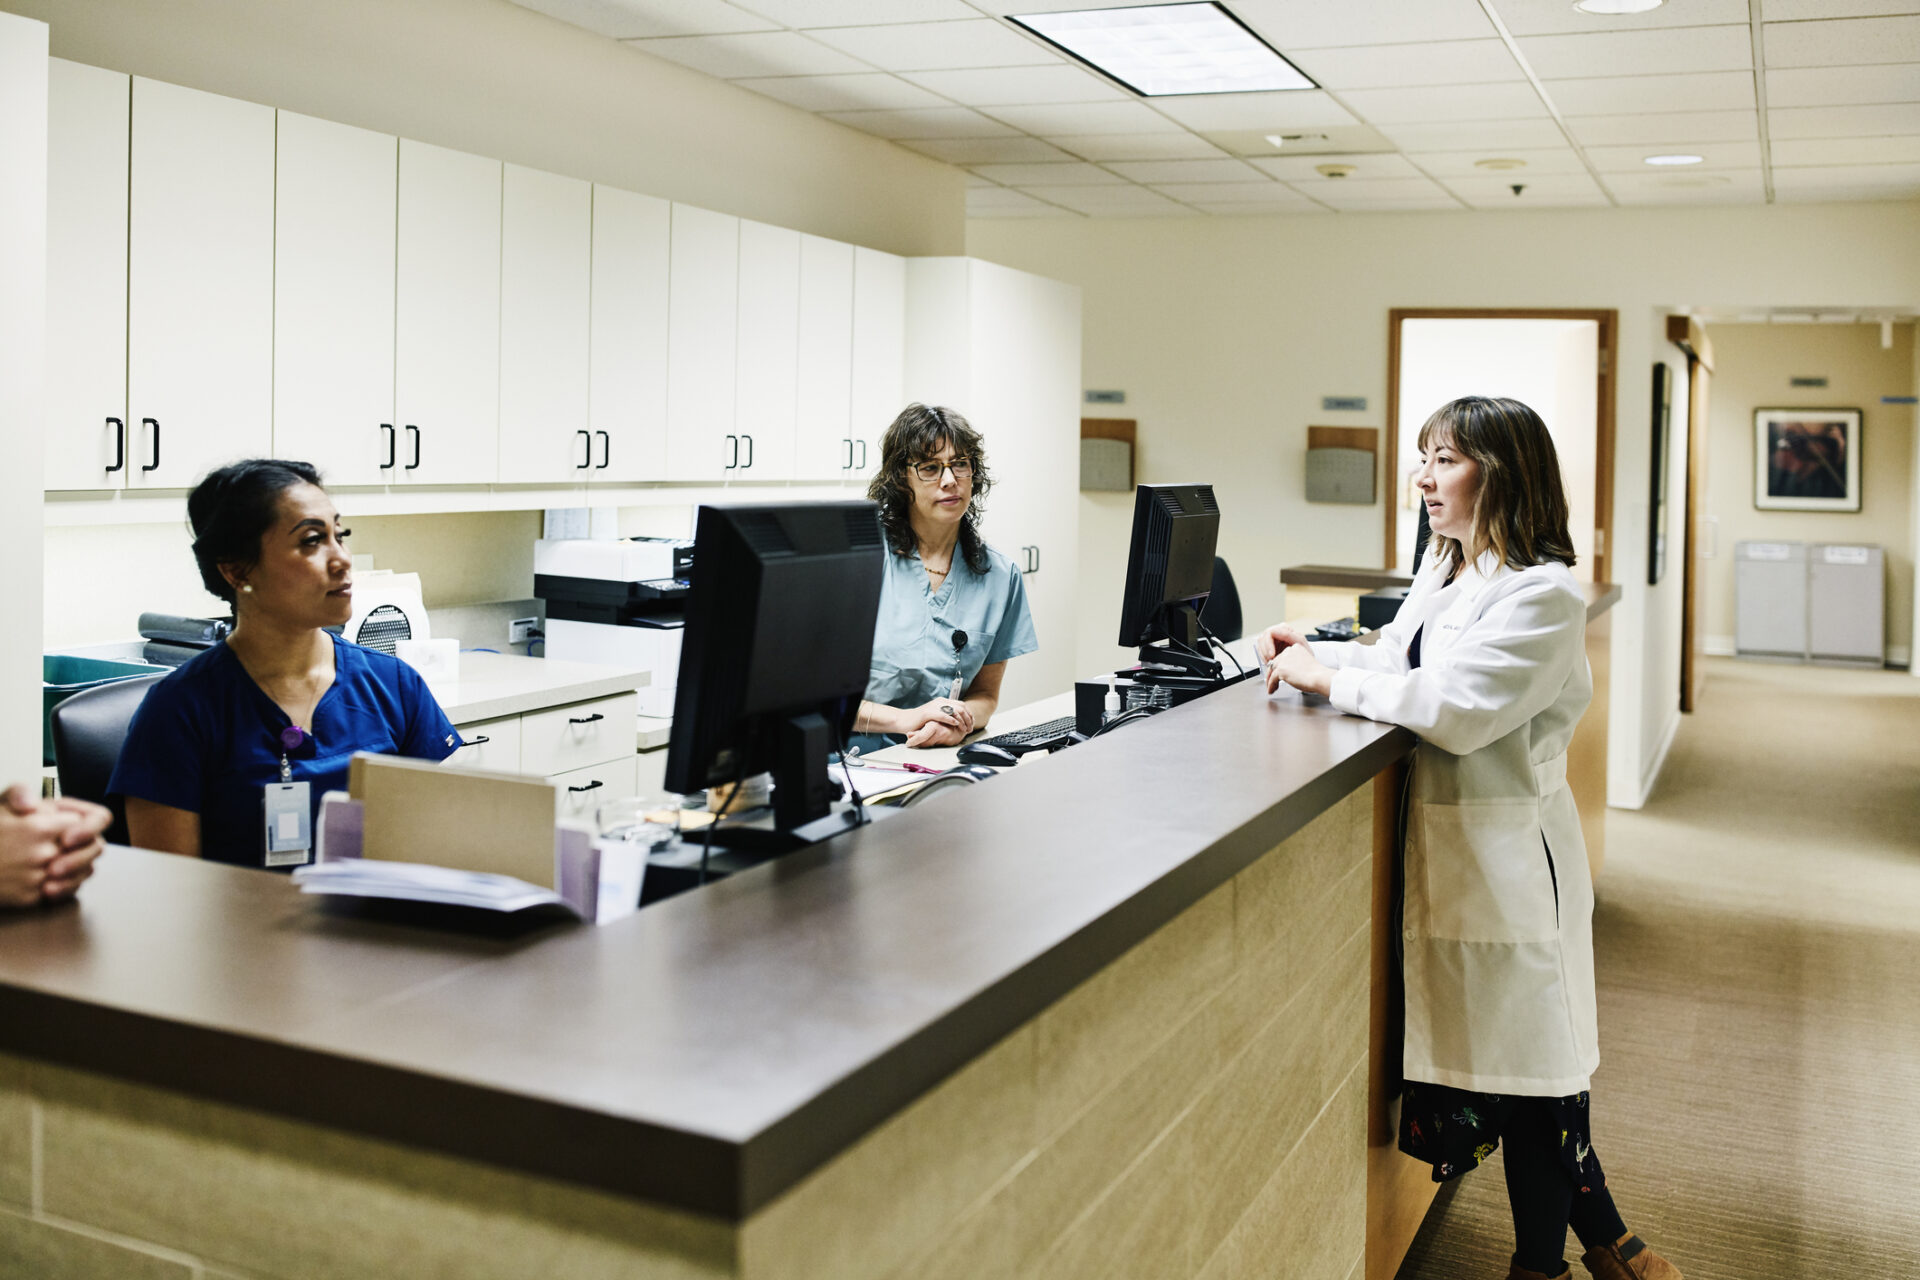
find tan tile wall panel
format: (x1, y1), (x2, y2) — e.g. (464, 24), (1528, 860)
(0, 1085), (29, 1210)
(0, 1207), (198, 1280)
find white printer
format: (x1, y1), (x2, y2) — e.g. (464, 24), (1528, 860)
(533, 537), (693, 718)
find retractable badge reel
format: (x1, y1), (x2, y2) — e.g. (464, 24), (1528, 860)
(263, 725), (313, 868)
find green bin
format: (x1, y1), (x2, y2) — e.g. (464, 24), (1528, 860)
(41, 656), (168, 767)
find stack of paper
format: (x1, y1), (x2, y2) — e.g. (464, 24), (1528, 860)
(293, 860), (562, 913)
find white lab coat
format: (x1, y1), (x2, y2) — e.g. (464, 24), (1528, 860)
(1315, 548), (1597, 1096)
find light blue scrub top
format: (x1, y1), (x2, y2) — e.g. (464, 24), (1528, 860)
(854, 541), (1038, 751)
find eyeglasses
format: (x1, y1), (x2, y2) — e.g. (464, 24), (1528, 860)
(911, 457), (973, 482)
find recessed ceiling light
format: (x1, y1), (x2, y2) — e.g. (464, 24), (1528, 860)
(1475, 158), (1528, 171)
(1573, 0), (1664, 14)
(1644, 154), (1704, 166)
(1008, 3), (1316, 97)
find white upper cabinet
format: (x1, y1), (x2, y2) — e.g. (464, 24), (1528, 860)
(849, 246), (906, 484)
(498, 164), (592, 485)
(665, 204), (740, 482)
(272, 110), (397, 486)
(588, 185), (669, 484)
(45, 60), (129, 491)
(733, 219), (800, 482)
(793, 234), (855, 483)
(395, 139), (501, 486)
(127, 77), (274, 489)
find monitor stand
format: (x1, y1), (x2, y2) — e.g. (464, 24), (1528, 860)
(698, 712), (870, 855)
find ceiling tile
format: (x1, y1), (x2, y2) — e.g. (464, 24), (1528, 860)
(1192, 202), (1332, 215)
(1251, 152), (1422, 180)
(1762, 0), (1920, 17)
(1105, 158), (1266, 183)
(1584, 140), (1763, 170)
(820, 106), (1021, 138)
(1567, 110), (1759, 145)
(734, 73), (949, 111)
(1049, 132), (1229, 161)
(626, 31), (869, 78)
(967, 0), (1189, 12)
(1609, 170), (1766, 204)
(1771, 161), (1920, 187)
(1764, 16), (1920, 67)
(741, 0), (979, 24)
(805, 19), (1055, 72)
(1150, 182), (1315, 205)
(900, 65), (1129, 105)
(1774, 184), (1920, 202)
(1377, 119), (1571, 150)
(1515, 26), (1754, 79)
(1148, 91), (1359, 131)
(970, 161), (1126, 185)
(1230, 0), (1497, 48)
(1772, 134), (1920, 164)
(1306, 191), (1466, 211)
(1543, 71), (1756, 117)
(1017, 184), (1190, 213)
(1495, 0), (1753, 37)
(512, 0), (776, 39)
(982, 101), (1182, 134)
(1279, 175), (1454, 200)
(1771, 102), (1920, 137)
(901, 136), (1077, 164)
(966, 186), (1076, 216)
(1439, 173), (1611, 208)
(1336, 82), (1550, 123)
(1766, 64), (1920, 108)
(965, 173), (999, 187)
(1288, 40), (1523, 90)
(1405, 148), (1591, 177)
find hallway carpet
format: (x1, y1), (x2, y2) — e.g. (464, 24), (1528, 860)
(1393, 657), (1920, 1280)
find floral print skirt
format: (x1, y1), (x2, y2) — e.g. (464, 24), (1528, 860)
(1398, 1079), (1606, 1188)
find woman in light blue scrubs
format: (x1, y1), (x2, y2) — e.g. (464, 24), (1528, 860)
(852, 404), (1037, 752)
(111, 460), (460, 867)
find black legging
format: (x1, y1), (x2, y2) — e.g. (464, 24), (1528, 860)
(1502, 1098), (1628, 1274)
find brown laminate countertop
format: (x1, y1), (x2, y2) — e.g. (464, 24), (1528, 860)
(1281, 566), (1622, 623)
(0, 678), (1413, 1221)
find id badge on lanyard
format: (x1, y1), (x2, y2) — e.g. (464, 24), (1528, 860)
(264, 727), (313, 868)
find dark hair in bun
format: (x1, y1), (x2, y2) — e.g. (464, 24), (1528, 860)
(187, 459), (325, 604)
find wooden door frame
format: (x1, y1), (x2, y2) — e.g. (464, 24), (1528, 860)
(1385, 309), (1619, 586)
(1666, 315), (1713, 712)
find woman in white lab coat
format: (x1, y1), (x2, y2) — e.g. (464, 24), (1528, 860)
(1256, 397), (1680, 1280)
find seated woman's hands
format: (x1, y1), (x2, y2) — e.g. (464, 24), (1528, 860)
(0, 783), (110, 907)
(898, 697), (975, 748)
(1254, 623), (1334, 697)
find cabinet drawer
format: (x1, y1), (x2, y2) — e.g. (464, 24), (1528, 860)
(448, 715), (521, 774)
(551, 757), (638, 825)
(520, 692), (636, 777)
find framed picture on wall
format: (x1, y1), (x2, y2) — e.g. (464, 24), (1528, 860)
(1754, 408), (1861, 512)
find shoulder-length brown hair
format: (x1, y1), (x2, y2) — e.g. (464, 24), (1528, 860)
(867, 403), (994, 575)
(1417, 396), (1577, 579)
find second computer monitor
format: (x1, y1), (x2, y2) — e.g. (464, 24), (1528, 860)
(1116, 482), (1220, 653)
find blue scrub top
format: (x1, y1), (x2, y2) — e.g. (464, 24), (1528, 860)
(109, 634), (461, 867)
(854, 540), (1037, 751)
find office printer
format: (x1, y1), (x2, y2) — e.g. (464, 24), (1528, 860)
(534, 537), (693, 717)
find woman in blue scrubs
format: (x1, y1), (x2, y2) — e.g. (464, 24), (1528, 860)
(111, 460), (460, 867)
(852, 404), (1037, 751)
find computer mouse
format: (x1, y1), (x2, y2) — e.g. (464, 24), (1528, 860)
(955, 742), (1019, 768)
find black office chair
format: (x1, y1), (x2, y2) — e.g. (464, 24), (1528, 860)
(50, 673), (166, 846)
(1200, 556), (1243, 643)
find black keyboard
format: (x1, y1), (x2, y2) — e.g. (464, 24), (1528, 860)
(977, 716), (1080, 756)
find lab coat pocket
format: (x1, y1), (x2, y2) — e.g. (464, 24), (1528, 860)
(1419, 799), (1558, 944)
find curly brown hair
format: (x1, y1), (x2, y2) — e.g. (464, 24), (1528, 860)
(867, 403), (994, 575)
(1417, 396), (1577, 579)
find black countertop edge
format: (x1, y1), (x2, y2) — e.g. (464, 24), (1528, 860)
(1279, 565), (1415, 590)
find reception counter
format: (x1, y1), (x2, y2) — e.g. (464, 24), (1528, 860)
(0, 633), (1604, 1279)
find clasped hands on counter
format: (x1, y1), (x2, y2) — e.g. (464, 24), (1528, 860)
(1254, 623), (1334, 698)
(0, 783), (110, 908)
(858, 696), (978, 749)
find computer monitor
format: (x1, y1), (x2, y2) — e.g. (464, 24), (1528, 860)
(1116, 483), (1222, 678)
(663, 501), (886, 844)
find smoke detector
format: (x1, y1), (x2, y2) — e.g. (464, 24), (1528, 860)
(1315, 163), (1357, 179)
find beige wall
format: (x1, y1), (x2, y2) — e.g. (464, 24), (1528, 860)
(1701, 322), (1916, 663)
(968, 200), (1920, 806)
(1, 0), (964, 257)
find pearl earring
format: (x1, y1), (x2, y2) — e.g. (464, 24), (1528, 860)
(240, 585), (253, 594)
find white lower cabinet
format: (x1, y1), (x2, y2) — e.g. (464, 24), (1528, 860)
(453, 691), (641, 827)
(446, 715), (522, 774)
(553, 757), (639, 825)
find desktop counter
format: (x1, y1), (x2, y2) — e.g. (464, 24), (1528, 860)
(4, 675), (1437, 1279)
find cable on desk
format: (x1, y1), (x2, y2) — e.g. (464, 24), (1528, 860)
(699, 757), (747, 886)
(1087, 706), (1156, 739)
(1197, 618), (1245, 677)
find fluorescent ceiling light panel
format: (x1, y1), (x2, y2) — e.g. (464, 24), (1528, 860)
(1008, 3), (1316, 97)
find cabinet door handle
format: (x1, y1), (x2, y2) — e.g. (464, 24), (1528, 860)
(380, 423), (396, 470)
(405, 424), (421, 470)
(856, 438), (867, 469)
(105, 418), (125, 473)
(842, 438), (853, 470)
(463, 734), (490, 746)
(568, 712), (605, 725)
(576, 429), (591, 469)
(1030, 544), (1040, 573)
(725, 434), (738, 469)
(140, 418), (160, 473)
(567, 780), (604, 794)
(741, 433), (753, 469)
(595, 430), (610, 469)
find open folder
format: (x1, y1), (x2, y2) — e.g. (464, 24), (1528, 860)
(290, 753), (643, 924)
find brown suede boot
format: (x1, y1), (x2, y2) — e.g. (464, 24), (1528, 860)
(1580, 1232), (1681, 1280)
(1504, 1263), (1570, 1280)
